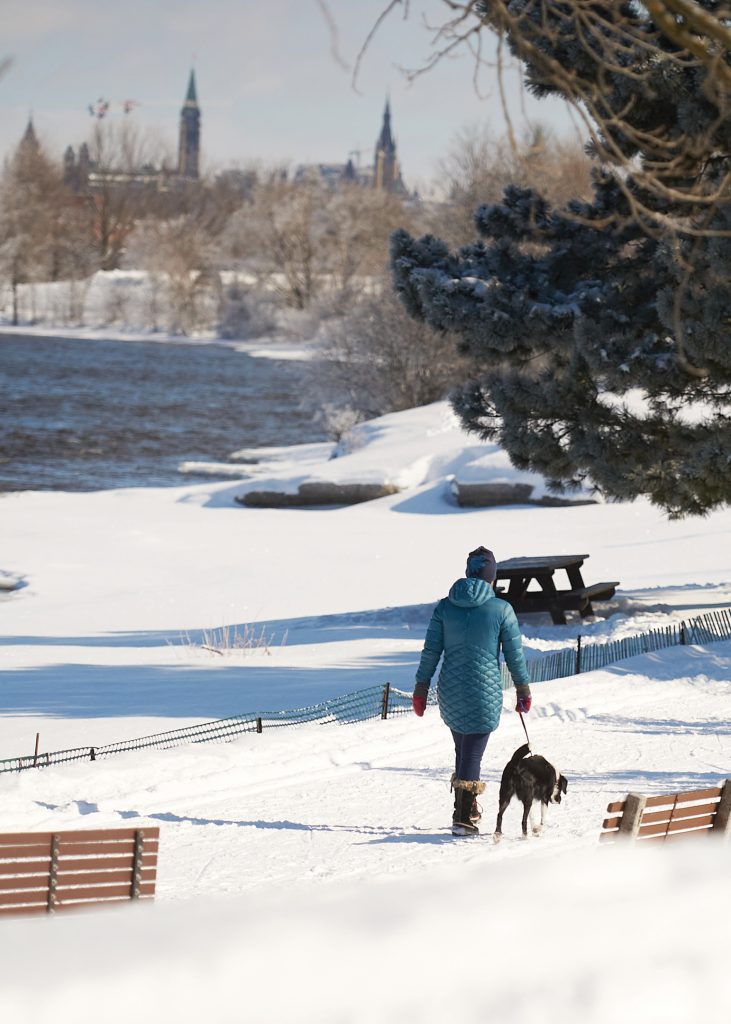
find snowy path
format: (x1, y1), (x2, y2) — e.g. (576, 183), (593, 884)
(5, 646), (729, 904)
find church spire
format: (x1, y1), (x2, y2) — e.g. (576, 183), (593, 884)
(184, 68), (198, 105)
(178, 69), (201, 180)
(373, 96), (401, 192)
(376, 97), (395, 156)
(20, 114), (40, 154)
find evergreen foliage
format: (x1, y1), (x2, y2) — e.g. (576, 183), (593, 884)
(391, 1), (731, 517)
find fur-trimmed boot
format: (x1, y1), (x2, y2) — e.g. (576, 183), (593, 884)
(450, 774), (483, 823)
(451, 778), (486, 836)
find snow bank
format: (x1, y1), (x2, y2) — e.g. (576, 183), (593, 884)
(1, 843), (728, 1024)
(226, 402), (552, 498)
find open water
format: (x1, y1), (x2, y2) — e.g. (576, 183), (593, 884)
(0, 334), (325, 492)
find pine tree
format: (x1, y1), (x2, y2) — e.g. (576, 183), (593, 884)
(390, 2), (731, 517)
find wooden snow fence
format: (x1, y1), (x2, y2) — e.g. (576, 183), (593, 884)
(600, 781), (731, 844)
(0, 826), (159, 917)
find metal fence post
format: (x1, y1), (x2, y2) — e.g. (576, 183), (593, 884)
(575, 635), (582, 674)
(256, 717), (263, 734)
(381, 682), (391, 720)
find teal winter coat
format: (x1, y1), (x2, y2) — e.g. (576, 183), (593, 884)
(415, 578), (529, 734)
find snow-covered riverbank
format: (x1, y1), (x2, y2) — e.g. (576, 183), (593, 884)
(2, 400), (730, 1022)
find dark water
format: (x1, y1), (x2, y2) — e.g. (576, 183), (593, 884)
(0, 334), (325, 491)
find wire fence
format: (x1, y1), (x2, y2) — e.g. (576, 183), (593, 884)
(2, 608), (730, 776)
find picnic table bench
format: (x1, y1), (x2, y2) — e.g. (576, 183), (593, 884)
(495, 554), (619, 625)
(0, 826), (159, 917)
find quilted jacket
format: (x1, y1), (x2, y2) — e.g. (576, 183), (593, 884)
(415, 578), (529, 734)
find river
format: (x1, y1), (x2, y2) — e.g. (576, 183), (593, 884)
(0, 334), (325, 491)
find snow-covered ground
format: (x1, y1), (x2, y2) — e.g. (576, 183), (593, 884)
(0, 269), (323, 361)
(1, 398), (730, 1022)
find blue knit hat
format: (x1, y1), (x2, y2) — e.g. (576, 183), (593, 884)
(466, 546), (497, 581)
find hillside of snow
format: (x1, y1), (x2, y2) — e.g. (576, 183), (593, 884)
(1, 397), (730, 1022)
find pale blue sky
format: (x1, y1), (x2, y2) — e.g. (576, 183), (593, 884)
(1, 0), (576, 194)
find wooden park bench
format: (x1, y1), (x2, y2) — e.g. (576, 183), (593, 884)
(599, 781), (731, 843)
(495, 554), (619, 625)
(0, 826), (159, 917)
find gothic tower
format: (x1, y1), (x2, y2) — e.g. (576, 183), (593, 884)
(178, 69), (201, 180)
(19, 115), (40, 158)
(373, 98), (401, 192)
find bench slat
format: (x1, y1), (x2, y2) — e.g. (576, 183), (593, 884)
(0, 875), (48, 892)
(57, 827), (159, 845)
(640, 801), (719, 826)
(0, 851), (158, 876)
(0, 889), (56, 907)
(55, 881), (156, 903)
(643, 787), (721, 808)
(661, 829), (715, 844)
(0, 847), (53, 864)
(52, 840), (158, 858)
(56, 868), (157, 888)
(0, 903), (49, 917)
(0, 837), (52, 853)
(55, 896), (154, 912)
(0, 827), (158, 846)
(572, 582), (619, 599)
(0, 870), (155, 892)
(638, 814), (716, 838)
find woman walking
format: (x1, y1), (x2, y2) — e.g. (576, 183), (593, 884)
(412, 546), (532, 836)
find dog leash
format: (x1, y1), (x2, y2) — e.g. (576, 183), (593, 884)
(518, 710), (531, 751)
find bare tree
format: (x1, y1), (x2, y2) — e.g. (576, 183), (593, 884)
(125, 215), (223, 335)
(315, 287), (471, 419)
(430, 122), (592, 245)
(83, 119), (165, 270)
(225, 170), (414, 311)
(0, 131), (92, 324)
(320, 182), (416, 307)
(228, 173), (323, 309)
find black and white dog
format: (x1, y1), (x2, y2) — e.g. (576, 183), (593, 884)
(493, 743), (568, 840)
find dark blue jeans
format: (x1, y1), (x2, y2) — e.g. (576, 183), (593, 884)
(451, 730), (490, 782)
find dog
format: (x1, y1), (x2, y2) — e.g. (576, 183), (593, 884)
(493, 743), (568, 840)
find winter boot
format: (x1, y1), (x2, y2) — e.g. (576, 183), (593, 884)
(450, 773), (459, 825)
(451, 779), (485, 836)
(470, 795), (483, 824)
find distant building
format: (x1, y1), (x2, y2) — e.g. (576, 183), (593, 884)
(18, 115), (41, 158)
(295, 98), (408, 194)
(62, 71), (201, 194)
(21, 79), (406, 200)
(372, 99), (404, 193)
(178, 69), (201, 180)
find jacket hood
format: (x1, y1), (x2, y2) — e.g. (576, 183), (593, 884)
(447, 577), (495, 608)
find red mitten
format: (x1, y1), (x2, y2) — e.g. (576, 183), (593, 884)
(412, 695), (427, 717)
(515, 685), (532, 714)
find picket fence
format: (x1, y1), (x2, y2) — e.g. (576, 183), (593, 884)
(1, 608), (729, 775)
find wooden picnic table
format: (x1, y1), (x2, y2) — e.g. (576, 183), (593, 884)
(494, 554), (618, 625)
